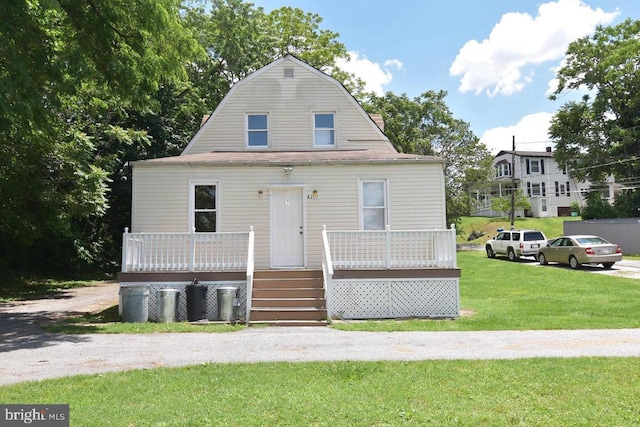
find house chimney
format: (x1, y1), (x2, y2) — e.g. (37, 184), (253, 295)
(370, 113), (384, 132)
(546, 146), (552, 153)
(200, 115), (211, 128)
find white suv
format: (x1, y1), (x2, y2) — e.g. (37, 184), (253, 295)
(485, 229), (548, 261)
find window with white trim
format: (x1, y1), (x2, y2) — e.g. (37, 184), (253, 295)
(495, 161), (511, 177)
(360, 180), (387, 230)
(246, 113), (269, 148)
(530, 160), (540, 173)
(526, 158), (544, 175)
(527, 182), (546, 197)
(191, 183), (217, 232)
(314, 112), (335, 146)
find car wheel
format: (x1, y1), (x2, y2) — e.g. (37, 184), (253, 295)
(507, 248), (518, 262)
(602, 262), (615, 269)
(538, 253), (547, 265)
(486, 245), (495, 258)
(569, 255), (581, 270)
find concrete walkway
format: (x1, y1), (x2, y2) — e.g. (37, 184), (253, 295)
(1, 282), (640, 386)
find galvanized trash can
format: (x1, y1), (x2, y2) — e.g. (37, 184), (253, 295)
(157, 289), (180, 323)
(119, 284), (150, 323)
(186, 280), (208, 321)
(217, 286), (239, 322)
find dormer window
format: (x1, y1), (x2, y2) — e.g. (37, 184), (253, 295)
(314, 112), (335, 147)
(246, 113), (269, 148)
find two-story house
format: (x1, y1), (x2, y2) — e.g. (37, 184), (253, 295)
(118, 54), (460, 325)
(476, 148), (590, 218)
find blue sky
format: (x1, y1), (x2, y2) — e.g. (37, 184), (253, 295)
(252, 0), (639, 153)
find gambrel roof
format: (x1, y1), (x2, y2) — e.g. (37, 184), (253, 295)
(181, 54), (396, 155)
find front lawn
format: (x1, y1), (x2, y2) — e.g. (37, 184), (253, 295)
(1, 358), (638, 426)
(333, 251), (640, 331)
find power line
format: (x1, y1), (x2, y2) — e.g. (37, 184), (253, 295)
(569, 156), (639, 172)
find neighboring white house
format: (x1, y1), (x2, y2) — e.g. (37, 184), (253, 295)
(475, 148), (592, 218)
(118, 54), (460, 324)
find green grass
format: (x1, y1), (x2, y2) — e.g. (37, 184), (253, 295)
(1, 358), (639, 426)
(44, 305), (246, 334)
(333, 251), (640, 332)
(457, 216), (581, 244)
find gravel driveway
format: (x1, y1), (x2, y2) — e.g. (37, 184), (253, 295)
(1, 281), (640, 386)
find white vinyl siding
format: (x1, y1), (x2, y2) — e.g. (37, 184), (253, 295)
(131, 163), (445, 269)
(185, 58), (392, 154)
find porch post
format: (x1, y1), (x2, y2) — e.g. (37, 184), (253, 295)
(385, 224), (391, 269)
(189, 227), (196, 272)
(121, 227), (129, 272)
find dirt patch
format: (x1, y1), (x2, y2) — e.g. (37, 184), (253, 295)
(0, 281), (119, 318)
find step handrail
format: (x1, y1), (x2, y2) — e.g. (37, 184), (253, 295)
(321, 225), (334, 322)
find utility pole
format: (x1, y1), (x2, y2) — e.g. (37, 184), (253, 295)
(510, 135), (516, 230)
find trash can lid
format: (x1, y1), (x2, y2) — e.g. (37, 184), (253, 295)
(119, 285), (150, 296)
(158, 288), (180, 293)
(186, 283), (207, 288)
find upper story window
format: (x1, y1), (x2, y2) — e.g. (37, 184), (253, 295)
(495, 161), (511, 178)
(246, 113), (269, 148)
(314, 112), (335, 147)
(526, 158), (544, 175)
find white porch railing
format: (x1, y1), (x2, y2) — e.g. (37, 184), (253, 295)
(121, 228), (252, 272)
(325, 225), (457, 269)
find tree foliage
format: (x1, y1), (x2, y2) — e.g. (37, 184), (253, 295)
(0, 0), (200, 271)
(549, 19), (640, 216)
(363, 91), (492, 228)
(490, 191), (531, 220)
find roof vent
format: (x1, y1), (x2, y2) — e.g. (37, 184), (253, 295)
(284, 67), (294, 78)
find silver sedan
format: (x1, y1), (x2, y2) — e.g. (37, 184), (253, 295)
(537, 235), (622, 269)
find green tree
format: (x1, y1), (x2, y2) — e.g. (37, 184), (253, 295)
(364, 91), (492, 228)
(0, 0), (200, 271)
(581, 191), (617, 220)
(490, 191), (531, 220)
(549, 19), (640, 216)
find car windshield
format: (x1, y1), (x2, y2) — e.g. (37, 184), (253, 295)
(524, 232), (545, 241)
(576, 237), (609, 245)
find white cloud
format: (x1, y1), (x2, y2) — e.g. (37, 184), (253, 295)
(336, 51), (403, 95)
(480, 112), (554, 154)
(450, 0), (618, 96)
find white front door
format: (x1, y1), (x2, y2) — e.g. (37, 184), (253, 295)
(271, 187), (305, 267)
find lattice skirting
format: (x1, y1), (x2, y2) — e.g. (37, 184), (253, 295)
(328, 278), (459, 319)
(119, 281), (247, 322)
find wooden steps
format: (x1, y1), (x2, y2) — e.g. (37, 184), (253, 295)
(250, 270), (327, 327)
